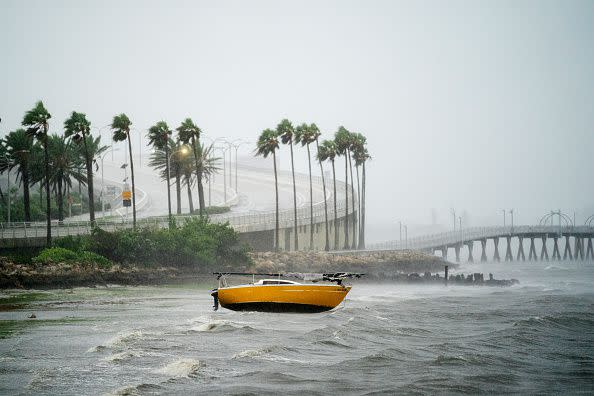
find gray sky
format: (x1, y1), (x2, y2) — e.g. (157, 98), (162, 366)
(1, 0), (593, 234)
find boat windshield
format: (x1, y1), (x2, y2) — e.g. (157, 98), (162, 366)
(256, 279), (300, 285)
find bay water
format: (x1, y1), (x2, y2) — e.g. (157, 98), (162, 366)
(1, 260), (593, 395)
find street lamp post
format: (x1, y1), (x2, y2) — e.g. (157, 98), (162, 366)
(503, 209), (506, 227)
(404, 225), (408, 249)
(451, 208), (456, 231)
(509, 209), (514, 231)
(167, 145), (190, 223)
(99, 147), (118, 218)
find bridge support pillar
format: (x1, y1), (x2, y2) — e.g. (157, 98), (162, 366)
(574, 237), (584, 260)
(505, 236), (513, 261)
(540, 236), (549, 261)
(563, 236), (573, 260)
(528, 237), (537, 261)
(466, 241), (474, 263)
(493, 237), (500, 261)
(586, 238), (594, 260)
(516, 236), (526, 261)
(552, 237), (561, 260)
(455, 245), (461, 262)
(480, 239), (487, 262)
(441, 246), (448, 260)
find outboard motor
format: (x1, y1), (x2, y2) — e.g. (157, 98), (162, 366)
(210, 289), (219, 311)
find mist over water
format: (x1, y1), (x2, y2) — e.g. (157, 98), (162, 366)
(1, 259), (592, 395)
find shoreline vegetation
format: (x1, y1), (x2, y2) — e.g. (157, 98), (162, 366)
(0, 243), (456, 289)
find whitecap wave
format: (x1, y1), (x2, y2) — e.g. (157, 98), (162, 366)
(157, 358), (202, 378)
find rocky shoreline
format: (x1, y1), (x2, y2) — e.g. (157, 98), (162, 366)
(0, 250), (455, 289)
(247, 250), (456, 279)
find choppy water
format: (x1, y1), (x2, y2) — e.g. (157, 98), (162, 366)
(1, 260), (593, 395)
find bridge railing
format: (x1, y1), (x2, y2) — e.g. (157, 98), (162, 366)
(0, 179), (356, 238)
(368, 225), (594, 251)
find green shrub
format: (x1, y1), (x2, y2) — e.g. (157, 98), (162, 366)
(89, 217), (249, 270)
(32, 247), (112, 267)
(53, 235), (91, 252)
(78, 251), (112, 267)
(32, 247), (79, 264)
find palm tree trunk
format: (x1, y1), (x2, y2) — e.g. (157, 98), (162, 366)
(82, 136), (95, 224)
(165, 145), (172, 224)
(127, 132), (136, 229)
(360, 161), (366, 249)
(43, 141), (51, 245)
(315, 139), (329, 251)
(290, 141), (298, 250)
(0, 186), (4, 205)
(307, 144), (314, 249)
(186, 176), (194, 213)
(57, 178), (64, 223)
(23, 169), (31, 222)
(343, 155), (349, 250)
(273, 151), (279, 251)
(348, 150), (356, 250)
(332, 160), (338, 250)
(356, 164), (361, 248)
(175, 169), (181, 215)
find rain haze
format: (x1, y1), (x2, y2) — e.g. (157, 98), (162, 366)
(1, 0), (593, 242)
(2, 2), (594, 394)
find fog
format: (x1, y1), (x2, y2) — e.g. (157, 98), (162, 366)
(1, 0), (593, 242)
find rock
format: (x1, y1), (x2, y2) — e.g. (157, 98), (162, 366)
(28, 313), (36, 319)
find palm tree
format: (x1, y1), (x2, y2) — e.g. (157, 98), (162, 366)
(64, 111), (96, 225)
(277, 119), (298, 250)
(41, 135), (86, 221)
(22, 101), (52, 245)
(317, 139), (337, 250)
(295, 123), (318, 250)
(347, 132), (360, 249)
(176, 118), (205, 215)
(310, 124), (329, 251)
(111, 114), (136, 228)
(256, 128), (281, 251)
(149, 139), (187, 215)
(334, 127), (352, 250)
(148, 121), (172, 223)
(353, 142), (370, 249)
(3, 129), (34, 221)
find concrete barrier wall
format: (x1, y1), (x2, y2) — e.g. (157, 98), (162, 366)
(239, 212), (358, 251)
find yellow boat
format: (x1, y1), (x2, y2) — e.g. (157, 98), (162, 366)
(210, 272), (363, 313)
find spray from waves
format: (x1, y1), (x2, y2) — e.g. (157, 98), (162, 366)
(544, 265), (569, 271)
(157, 358), (202, 379)
(232, 345), (304, 363)
(87, 330), (146, 353)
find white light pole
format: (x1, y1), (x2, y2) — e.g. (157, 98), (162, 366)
(451, 208), (456, 231)
(99, 147), (118, 218)
(503, 209), (506, 227)
(404, 225), (408, 249)
(509, 208), (514, 231)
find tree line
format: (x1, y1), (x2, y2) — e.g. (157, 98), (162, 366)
(256, 120), (370, 251)
(1, 101), (217, 246)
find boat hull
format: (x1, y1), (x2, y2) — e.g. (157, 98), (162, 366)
(215, 284), (351, 313)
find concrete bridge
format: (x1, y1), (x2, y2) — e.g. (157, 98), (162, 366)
(368, 225), (594, 262)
